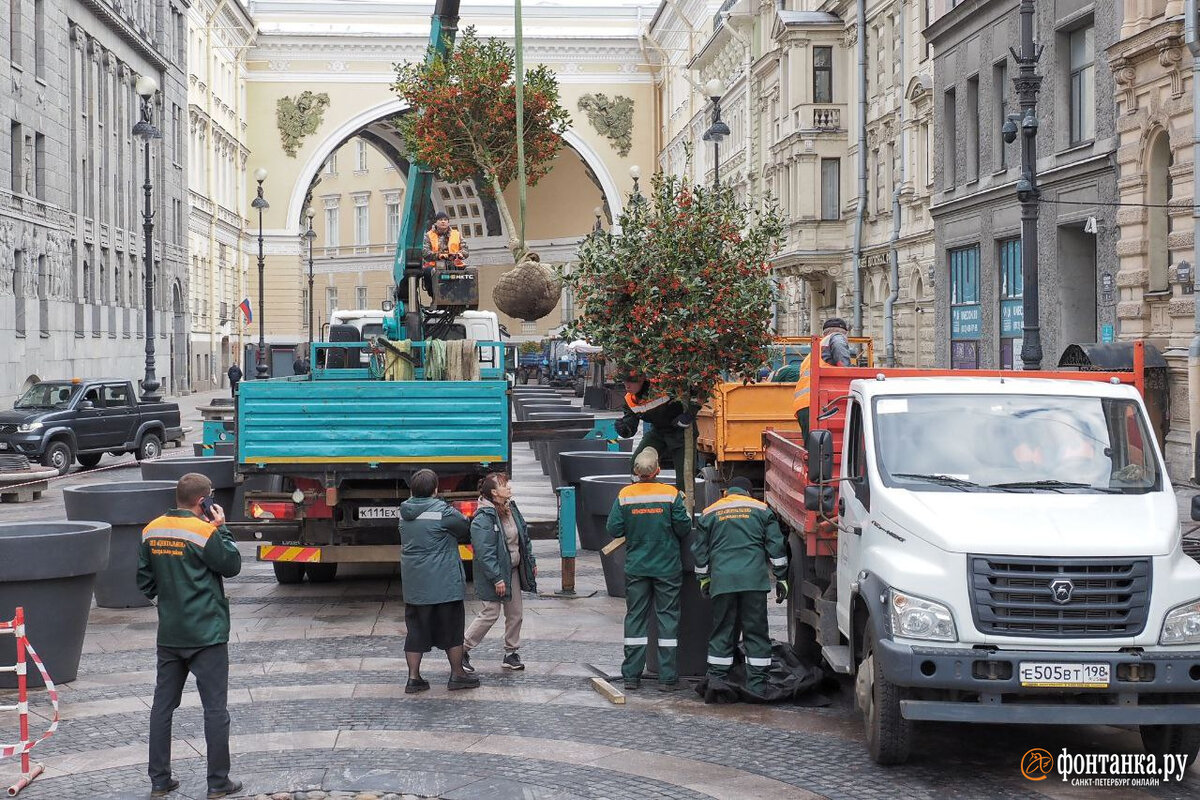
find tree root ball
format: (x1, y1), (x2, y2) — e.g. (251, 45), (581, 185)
(493, 257), (562, 321)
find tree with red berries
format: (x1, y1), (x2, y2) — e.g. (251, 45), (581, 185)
(392, 27), (570, 261)
(566, 172), (783, 512)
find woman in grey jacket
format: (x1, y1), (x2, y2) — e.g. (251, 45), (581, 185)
(463, 472), (537, 672)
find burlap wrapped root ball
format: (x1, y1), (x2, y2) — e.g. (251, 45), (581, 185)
(493, 254), (562, 321)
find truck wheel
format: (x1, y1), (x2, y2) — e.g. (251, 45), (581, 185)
(304, 563), (338, 583)
(272, 562), (306, 584)
(787, 543), (820, 664)
(76, 453), (103, 469)
(857, 625), (913, 765)
(41, 440), (73, 476)
(1140, 725), (1200, 768)
(136, 433), (163, 462)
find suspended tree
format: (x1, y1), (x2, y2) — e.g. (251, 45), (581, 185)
(566, 172), (783, 512)
(392, 26), (571, 320)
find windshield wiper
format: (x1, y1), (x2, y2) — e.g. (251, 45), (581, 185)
(987, 479), (1119, 493)
(891, 472), (983, 491)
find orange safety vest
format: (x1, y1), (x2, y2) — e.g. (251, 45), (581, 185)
(625, 392), (671, 415)
(791, 333), (839, 415)
(425, 228), (462, 267)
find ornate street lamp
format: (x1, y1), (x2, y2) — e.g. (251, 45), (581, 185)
(133, 74), (163, 402)
(303, 208), (317, 365)
(251, 167), (269, 379)
(629, 164), (641, 197)
(702, 78), (731, 189)
(1002, 0), (1043, 370)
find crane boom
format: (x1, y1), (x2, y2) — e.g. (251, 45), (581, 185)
(388, 0), (462, 340)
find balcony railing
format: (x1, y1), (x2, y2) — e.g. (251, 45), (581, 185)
(812, 108), (841, 131)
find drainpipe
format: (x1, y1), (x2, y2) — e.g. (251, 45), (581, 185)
(885, 1), (905, 366)
(1185, 0), (1200, 481)
(852, 0), (867, 336)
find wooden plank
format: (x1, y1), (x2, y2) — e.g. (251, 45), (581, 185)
(600, 537), (625, 556)
(589, 676), (625, 705)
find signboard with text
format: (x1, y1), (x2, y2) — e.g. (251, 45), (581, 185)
(952, 305), (982, 339)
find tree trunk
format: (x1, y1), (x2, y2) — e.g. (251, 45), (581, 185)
(489, 174), (526, 262)
(683, 427), (695, 519)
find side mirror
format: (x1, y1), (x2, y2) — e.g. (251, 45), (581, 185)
(79, 400), (94, 410)
(806, 429), (834, 483)
(804, 485), (836, 514)
(1191, 495), (1200, 523)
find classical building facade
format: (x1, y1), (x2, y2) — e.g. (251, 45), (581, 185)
(0, 0), (190, 405)
(649, 0), (935, 366)
(925, 0), (1120, 371)
(1107, 0), (1197, 480)
(187, 0), (256, 391)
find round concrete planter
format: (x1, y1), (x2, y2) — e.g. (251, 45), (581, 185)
(514, 400), (572, 422)
(63, 481), (178, 609)
(525, 413), (594, 464)
(646, 568), (712, 679)
(578, 471), (705, 553)
(0, 521), (111, 687)
(141, 457), (236, 514)
(557, 451), (634, 488)
(543, 438), (631, 482)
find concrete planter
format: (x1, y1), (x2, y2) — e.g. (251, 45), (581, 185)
(514, 400), (572, 422)
(646, 568), (713, 679)
(557, 451), (634, 488)
(543, 438), (631, 482)
(0, 521), (111, 687)
(141, 456), (236, 514)
(525, 413), (594, 464)
(63, 481), (178, 609)
(578, 471), (705, 552)
(193, 442), (236, 458)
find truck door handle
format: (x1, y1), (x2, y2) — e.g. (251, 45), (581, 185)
(838, 497), (845, 515)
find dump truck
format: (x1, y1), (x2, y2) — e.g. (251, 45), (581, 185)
(761, 340), (1200, 766)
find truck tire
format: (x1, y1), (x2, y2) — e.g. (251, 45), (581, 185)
(787, 538), (821, 664)
(76, 453), (103, 469)
(857, 625), (913, 765)
(304, 563), (338, 583)
(273, 562), (306, 584)
(41, 440), (74, 476)
(136, 433), (163, 462)
(1140, 725), (1200, 768)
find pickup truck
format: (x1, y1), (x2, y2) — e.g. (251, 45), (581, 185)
(766, 340), (1200, 766)
(0, 379), (183, 474)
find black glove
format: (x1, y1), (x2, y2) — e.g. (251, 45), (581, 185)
(673, 412), (694, 429)
(614, 418), (636, 438)
(775, 580), (789, 604)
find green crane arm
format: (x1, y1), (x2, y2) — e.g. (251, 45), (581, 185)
(387, 0), (461, 341)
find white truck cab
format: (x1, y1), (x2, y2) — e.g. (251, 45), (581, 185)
(826, 375), (1200, 763)
(327, 308), (504, 374)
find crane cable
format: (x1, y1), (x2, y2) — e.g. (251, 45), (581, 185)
(515, 0), (527, 256)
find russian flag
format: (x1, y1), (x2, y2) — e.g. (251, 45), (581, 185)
(238, 298), (252, 324)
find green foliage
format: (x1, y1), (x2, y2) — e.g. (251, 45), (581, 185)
(565, 172), (783, 407)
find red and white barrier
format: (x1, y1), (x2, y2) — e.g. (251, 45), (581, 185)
(0, 608), (59, 796)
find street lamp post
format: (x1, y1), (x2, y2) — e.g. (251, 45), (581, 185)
(132, 75), (163, 402)
(1002, 0), (1043, 370)
(251, 168), (269, 379)
(702, 78), (731, 189)
(304, 208), (317, 365)
(629, 164), (641, 198)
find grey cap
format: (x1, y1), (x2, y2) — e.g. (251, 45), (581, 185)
(632, 447), (660, 477)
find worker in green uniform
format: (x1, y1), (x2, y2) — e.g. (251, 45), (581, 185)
(613, 370), (698, 493)
(694, 476), (789, 696)
(605, 447), (692, 692)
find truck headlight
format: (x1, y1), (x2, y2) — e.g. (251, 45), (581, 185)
(1160, 599), (1200, 645)
(16, 422), (43, 433)
(888, 588), (957, 642)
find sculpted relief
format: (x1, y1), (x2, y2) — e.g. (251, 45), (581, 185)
(276, 91), (331, 158)
(0, 219), (72, 298)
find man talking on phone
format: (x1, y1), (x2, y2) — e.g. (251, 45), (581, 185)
(138, 473), (243, 799)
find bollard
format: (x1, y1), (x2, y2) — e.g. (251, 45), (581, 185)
(557, 486), (577, 595)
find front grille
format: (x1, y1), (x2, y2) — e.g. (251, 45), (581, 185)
(969, 555), (1151, 638)
(0, 425), (15, 434)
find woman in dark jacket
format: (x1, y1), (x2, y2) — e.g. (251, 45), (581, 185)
(462, 472), (537, 673)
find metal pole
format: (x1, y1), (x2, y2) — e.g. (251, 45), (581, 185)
(306, 216), (315, 364)
(1012, 0), (1043, 370)
(252, 174), (269, 379)
(1185, 0), (1200, 481)
(140, 101), (162, 403)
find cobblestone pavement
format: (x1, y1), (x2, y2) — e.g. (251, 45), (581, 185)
(1, 391), (1199, 798)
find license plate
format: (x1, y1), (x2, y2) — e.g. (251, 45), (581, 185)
(1019, 662), (1110, 688)
(0, 443), (7, 450)
(358, 506), (401, 520)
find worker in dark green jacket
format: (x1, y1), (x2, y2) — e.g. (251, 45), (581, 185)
(613, 370), (697, 493)
(138, 472), (243, 799)
(694, 476), (789, 696)
(605, 447), (692, 692)
(399, 468), (479, 693)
